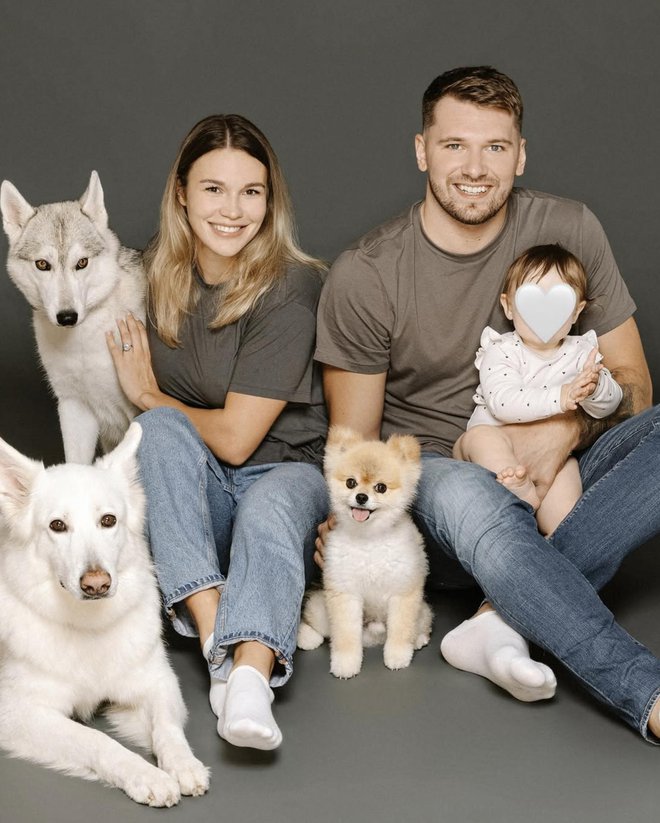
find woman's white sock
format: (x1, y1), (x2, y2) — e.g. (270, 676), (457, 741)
(220, 665), (282, 750)
(202, 634), (227, 718)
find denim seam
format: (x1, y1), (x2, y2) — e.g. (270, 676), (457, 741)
(199, 451), (225, 570)
(278, 519), (323, 656)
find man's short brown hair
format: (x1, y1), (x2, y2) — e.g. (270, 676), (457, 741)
(422, 66), (523, 132)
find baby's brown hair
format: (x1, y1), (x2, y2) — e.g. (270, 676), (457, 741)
(503, 244), (588, 302)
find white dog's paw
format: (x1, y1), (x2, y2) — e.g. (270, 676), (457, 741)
(297, 622), (324, 650)
(362, 621), (386, 647)
(123, 763), (181, 807)
(166, 756), (210, 797)
(414, 630), (431, 650)
(330, 649), (363, 679)
(383, 642), (414, 671)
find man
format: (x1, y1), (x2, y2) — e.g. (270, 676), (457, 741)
(315, 66), (660, 739)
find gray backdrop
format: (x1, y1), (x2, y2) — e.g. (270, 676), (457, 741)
(1, 0), (658, 463)
(1, 4), (660, 822)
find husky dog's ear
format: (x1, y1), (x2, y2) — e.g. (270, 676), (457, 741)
(0, 436), (44, 520)
(386, 434), (421, 464)
(0, 180), (36, 243)
(79, 171), (108, 229)
(96, 422), (142, 481)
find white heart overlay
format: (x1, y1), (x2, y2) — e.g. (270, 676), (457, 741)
(514, 283), (577, 343)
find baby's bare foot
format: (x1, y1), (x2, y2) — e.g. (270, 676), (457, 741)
(497, 465), (540, 511)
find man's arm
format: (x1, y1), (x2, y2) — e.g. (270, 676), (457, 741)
(322, 366), (387, 438)
(580, 316), (652, 436)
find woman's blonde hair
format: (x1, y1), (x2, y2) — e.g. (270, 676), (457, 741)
(146, 114), (323, 347)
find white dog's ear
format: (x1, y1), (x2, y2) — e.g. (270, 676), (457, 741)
(0, 180), (36, 243)
(96, 422), (142, 482)
(386, 434), (421, 464)
(0, 437), (44, 519)
(79, 171), (108, 229)
(324, 425), (364, 473)
(326, 425), (364, 451)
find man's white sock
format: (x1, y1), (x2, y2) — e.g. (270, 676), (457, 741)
(440, 610), (556, 702)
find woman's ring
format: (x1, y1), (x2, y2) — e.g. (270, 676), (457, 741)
(122, 343), (133, 352)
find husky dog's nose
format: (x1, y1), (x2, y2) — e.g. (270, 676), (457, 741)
(56, 310), (78, 326)
(355, 493), (369, 506)
(80, 568), (112, 598)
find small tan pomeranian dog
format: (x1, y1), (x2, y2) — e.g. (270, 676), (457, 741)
(297, 426), (432, 678)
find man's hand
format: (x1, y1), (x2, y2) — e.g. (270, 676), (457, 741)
(314, 513), (336, 568)
(501, 415), (581, 502)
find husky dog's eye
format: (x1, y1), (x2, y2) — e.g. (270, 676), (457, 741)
(100, 514), (117, 528)
(374, 483), (387, 494)
(35, 259), (51, 271)
(75, 257), (88, 270)
(346, 478), (357, 489)
(49, 519), (67, 532)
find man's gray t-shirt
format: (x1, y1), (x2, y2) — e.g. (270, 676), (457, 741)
(150, 265), (327, 467)
(315, 189), (635, 456)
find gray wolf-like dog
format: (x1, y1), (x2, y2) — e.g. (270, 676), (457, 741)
(297, 426), (432, 678)
(1, 172), (145, 463)
(0, 423), (209, 806)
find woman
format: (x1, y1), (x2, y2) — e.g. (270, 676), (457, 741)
(107, 114), (328, 751)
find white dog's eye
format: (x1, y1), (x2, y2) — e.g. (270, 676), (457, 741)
(100, 514), (117, 528)
(374, 483), (387, 494)
(346, 478), (357, 489)
(35, 259), (51, 271)
(75, 257), (88, 270)
(49, 519), (67, 532)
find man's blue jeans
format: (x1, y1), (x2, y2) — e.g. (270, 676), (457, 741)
(137, 407), (328, 687)
(412, 404), (660, 740)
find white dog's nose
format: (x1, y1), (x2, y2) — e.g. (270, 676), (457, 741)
(79, 568), (112, 598)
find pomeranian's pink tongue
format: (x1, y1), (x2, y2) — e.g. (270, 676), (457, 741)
(351, 508), (371, 522)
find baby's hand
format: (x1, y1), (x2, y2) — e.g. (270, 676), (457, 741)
(560, 348), (601, 412)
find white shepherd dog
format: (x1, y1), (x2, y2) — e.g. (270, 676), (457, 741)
(0, 423), (210, 806)
(0, 172), (145, 463)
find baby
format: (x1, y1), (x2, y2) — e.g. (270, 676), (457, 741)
(453, 244), (622, 535)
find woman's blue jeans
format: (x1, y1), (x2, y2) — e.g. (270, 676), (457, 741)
(412, 404), (660, 740)
(137, 407), (328, 687)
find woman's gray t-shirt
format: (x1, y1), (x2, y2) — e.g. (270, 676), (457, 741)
(149, 265), (327, 467)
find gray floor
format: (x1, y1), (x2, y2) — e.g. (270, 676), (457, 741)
(0, 381), (658, 821)
(0, 508), (658, 821)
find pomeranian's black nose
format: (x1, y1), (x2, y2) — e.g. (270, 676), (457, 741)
(56, 310), (78, 326)
(355, 493), (369, 505)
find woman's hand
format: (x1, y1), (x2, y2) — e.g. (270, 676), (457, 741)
(106, 314), (163, 410)
(314, 513), (336, 568)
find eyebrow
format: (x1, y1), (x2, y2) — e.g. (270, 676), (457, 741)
(200, 178), (266, 185)
(440, 137), (515, 145)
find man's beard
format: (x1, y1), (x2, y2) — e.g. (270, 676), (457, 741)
(429, 178), (510, 226)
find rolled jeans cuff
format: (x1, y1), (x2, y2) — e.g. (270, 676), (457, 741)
(640, 684), (660, 744)
(207, 631), (293, 688)
(164, 575), (225, 638)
